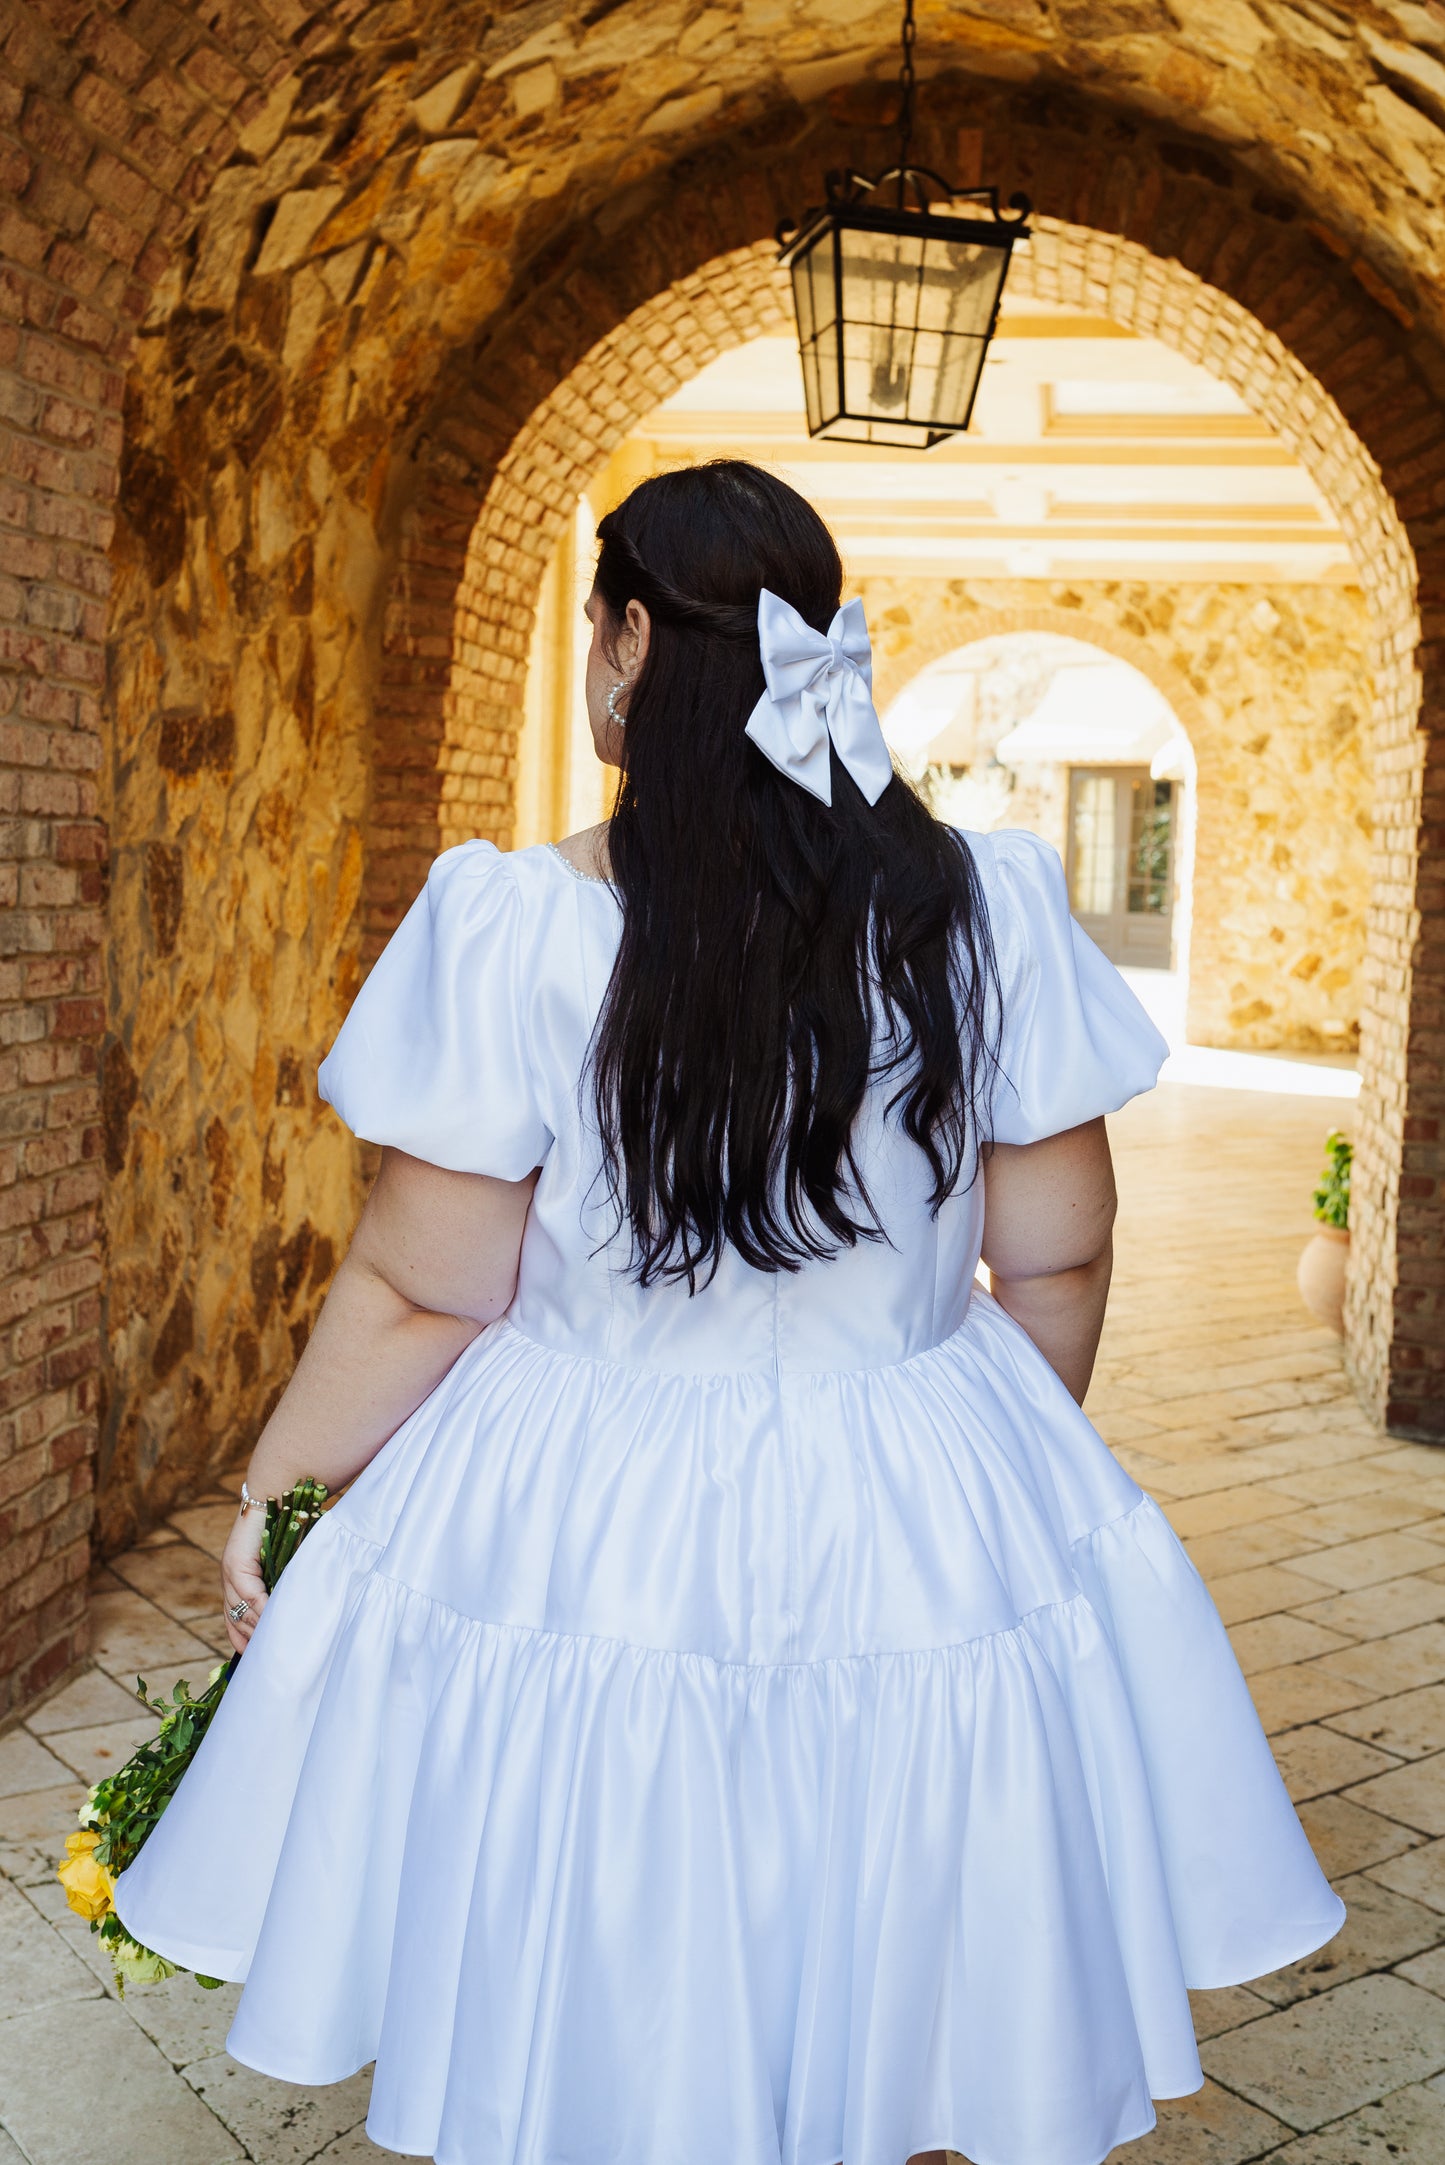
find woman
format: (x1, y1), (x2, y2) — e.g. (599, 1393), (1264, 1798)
(116, 460), (1342, 2165)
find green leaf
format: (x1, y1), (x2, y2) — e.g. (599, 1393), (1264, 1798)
(1311, 1127), (1352, 1229)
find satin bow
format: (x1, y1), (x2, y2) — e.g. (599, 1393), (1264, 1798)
(744, 590), (894, 808)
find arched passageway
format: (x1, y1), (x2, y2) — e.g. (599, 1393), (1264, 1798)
(4, 11), (1445, 1710)
(433, 206), (1419, 1443)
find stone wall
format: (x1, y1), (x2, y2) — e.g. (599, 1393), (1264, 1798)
(861, 578), (1373, 1056)
(96, 334), (384, 1549)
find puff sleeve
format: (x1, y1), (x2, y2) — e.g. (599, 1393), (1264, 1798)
(972, 827), (1169, 1147)
(317, 840), (552, 1179)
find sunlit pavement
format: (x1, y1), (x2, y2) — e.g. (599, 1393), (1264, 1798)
(1095, 1072), (1445, 2162)
(1120, 967), (1363, 1102)
(5, 1061), (1445, 2163)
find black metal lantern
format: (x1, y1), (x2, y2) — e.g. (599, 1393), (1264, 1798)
(779, 0), (1031, 450)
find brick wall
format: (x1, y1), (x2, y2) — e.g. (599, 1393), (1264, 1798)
(0, 0), (315, 1712)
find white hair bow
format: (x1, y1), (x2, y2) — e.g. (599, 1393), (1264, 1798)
(743, 589), (894, 808)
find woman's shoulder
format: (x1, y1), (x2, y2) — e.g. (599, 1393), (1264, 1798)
(954, 824), (1062, 885)
(547, 824), (613, 884)
(951, 825), (1069, 950)
(413, 839), (559, 958)
(424, 829), (615, 905)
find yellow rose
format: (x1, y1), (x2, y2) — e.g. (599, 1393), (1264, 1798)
(57, 1829), (115, 1922)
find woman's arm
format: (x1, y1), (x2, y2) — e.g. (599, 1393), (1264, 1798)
(220, 1147), (536, 1649)
(980, 1116), (1118, 1405)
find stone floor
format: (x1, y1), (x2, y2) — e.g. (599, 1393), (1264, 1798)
(3, 1071), (1443, 2163)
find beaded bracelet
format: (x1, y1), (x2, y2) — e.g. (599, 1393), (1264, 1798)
(237, 1481), (275, 1516)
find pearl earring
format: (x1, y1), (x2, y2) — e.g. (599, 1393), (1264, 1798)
(606, 676), (629, 727)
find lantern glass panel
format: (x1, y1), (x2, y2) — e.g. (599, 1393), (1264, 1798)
(807, 231), (838, 338)
(814, 315), (841, 429)
(789, 255), (822, 432)
(822, 413), (946, 448)
(828, 215), (1013, 440)
(836, 224), (921, 421)
(797, 336), (823, 435)
(791, 247), (815, 345)
(815, 245), (842, 424)
(916, 236), (1007, 337)
(904, 329), (964, 429)
(788, 228), (846, 434)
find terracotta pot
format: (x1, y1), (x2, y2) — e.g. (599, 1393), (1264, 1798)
(1297, 1225), (1350, 1336)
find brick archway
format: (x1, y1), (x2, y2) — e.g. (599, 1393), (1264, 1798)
(8, 24), (1445, 1708)
(398, 192), (1423, 1432)
(430, 220), (1409, 864)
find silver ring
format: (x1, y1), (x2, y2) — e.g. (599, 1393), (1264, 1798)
(227, 1600), (251, 1622)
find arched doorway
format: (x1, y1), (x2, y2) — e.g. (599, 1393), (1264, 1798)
(881, 632), (1197, 976)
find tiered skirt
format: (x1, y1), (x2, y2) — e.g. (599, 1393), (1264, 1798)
(115, 1291), (1344, 2165)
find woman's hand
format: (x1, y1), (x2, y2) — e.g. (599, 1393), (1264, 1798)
(220, 1505), (267, 1653)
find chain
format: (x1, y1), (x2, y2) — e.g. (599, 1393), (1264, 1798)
(896, 0), (917, 200)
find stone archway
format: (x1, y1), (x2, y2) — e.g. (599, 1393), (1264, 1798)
(415, 197), (1418, 1433)
(865, 602), (1213, 745)
(430, 213), (1411, 911)
(9, 19), (1445, 1707)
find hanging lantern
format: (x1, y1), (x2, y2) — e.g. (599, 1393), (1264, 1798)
(779, 0), (1031, 450)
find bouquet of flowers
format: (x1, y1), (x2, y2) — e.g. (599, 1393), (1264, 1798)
(56, 1477), (328, 1995)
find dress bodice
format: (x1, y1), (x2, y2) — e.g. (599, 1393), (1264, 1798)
(317, 831), (1167, 1380)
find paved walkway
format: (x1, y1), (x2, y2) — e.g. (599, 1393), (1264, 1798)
(4, 1073), (1444, 2163)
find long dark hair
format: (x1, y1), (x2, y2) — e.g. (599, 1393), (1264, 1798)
(589, 460), (999, 1290)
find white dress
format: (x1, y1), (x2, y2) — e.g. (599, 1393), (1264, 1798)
(115, 828), (1344, 2165)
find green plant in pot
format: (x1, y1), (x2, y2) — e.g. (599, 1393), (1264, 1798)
(1297, 1129), (1351, 1335)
